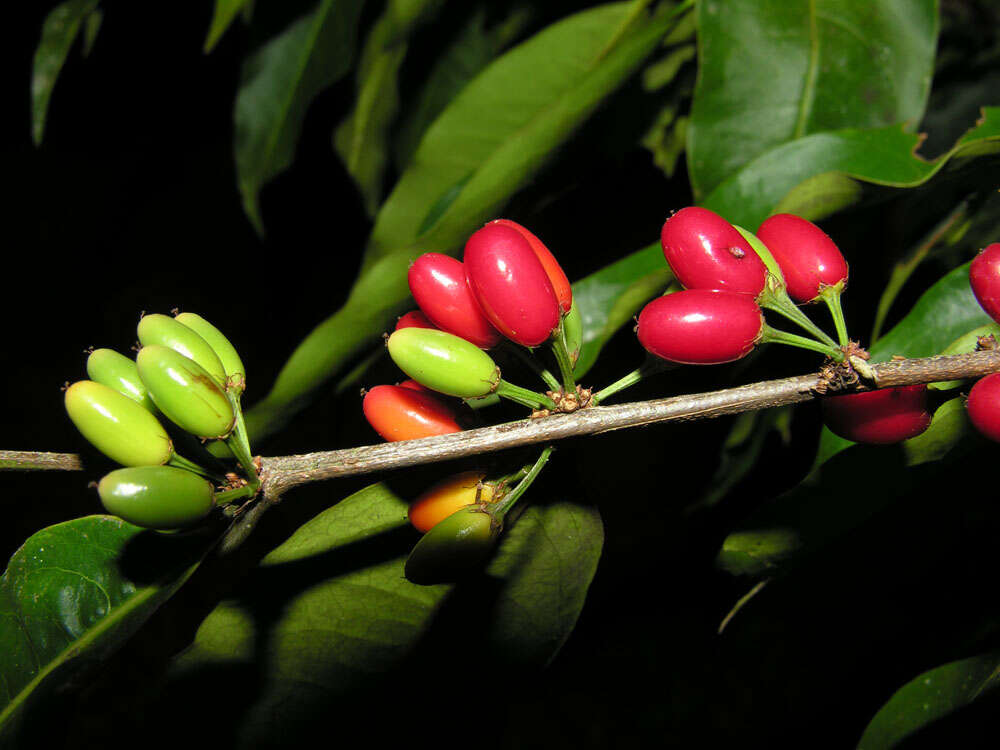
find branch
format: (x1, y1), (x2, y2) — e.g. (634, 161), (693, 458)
(0, 451), (84, 471)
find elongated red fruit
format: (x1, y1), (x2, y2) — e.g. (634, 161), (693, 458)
(822, 385), (931, 444)
(363, 384), (463, 442)
(636, 289), (763, 364)
(395, 310), (438, 332)
(969, 243), (1000, 324)
(490, 219), (572, 312)
(408, 254), (500, 348)
(966, 373), (1000, 442)
(756, 213), (849, 302)
(660, 207), (767, 296)
(464, 223), (560, 347)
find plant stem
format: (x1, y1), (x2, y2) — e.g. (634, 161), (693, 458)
(501, 341), (560, 391)
(760, 324), (844, 361)
(758, 287), (838, 348)
(592, 357), (673, 404)
(167, 453), (223, 482)
(224, 391), (260, 490)
(491, 446), (553, 520)
(549, 325), (577, 393)
(215, 484), (259, 507)
(494, 379), (558, 411)
(819, 286), (850, 346)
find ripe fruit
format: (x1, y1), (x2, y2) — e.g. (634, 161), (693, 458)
(822, 385), (932, 444)
(137, 313), (227, 386)
(756, 213), (849, 303)
(464, 223), (561, 347)
(65, 380), (173, 466)
(636, 290), (764, 364)
(98, 465), (215, 529)
(174, 312), (246, 390)
(86, 348), (157, 412)
(387, 328), (500, 399)
(407, 254), (500, 348)
(660, 207), (767, 296)
(969, 243), (1000, 324)
(408, 470), (495, 533)
(966, 373), (1000, 442)
(490, 219), (572, 313)
(136, 345), (235, 439)
(363, 384), (463, 441)
(395, 310), (438, 332)
(404, 506), (499, 585)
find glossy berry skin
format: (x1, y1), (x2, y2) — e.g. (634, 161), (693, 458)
(756, 213), (849, 303)
(98, 466), (215, 530)
(407, 254), (500, 348)
(174, 312), (246, 391)
(636, 290), (763, 365)
(395, 310), (438, 332)
(464, 223), (561, 347)
(966, 373), (1000, 442)
(490, 219), (572, 312)
(363, 384), (463, 441)
(660, 207), (767, 297)
(136, 346), (235, 439)
(822, 385), (931, 444)
(404, 506), (499, 585)
(408, 470), (495, 533)
(65, 381), (173, 466)
(969, 243), (1000, 324)
(387, 328), (500, 399)
(86, 348), (157, 413)
(137, 313), (227, 386)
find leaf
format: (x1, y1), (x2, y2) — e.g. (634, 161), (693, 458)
(0, 516), (208, 745)
(688, 0), (938, 200)
(234, 0), (367, 233)
(31, 0), (100, 146)
(81, 9), (102, 57)
(858, 651), (1000, 749)
(702, 107), (1000, 229)
(204, 0), (252, 52)
(164, 482), (602, 744)
(334, 0), (446, 216)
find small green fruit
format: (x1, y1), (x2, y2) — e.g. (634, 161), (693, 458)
(404, 506), (499, 585)
(136, 345), (235, 438)
(137, 313), (227, 386)
(86, 348), (157, 412)
(174, 312), (246, 392)
(65, 381), (173, 466)
(387, 328), (500, 399)
(98, 465), (215, 529)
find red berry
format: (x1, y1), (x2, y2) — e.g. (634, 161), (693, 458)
(660, 207), (767, 296)
(464, 223), (561, 347)
(397, 378), (430, 392)
(636, 289), (763, 364)
(362, 385), (463, 442)
(395, 310), (438, 332)
(490, 219), (572, 313)
(821, 385), (931, 444)
(756, 213), (849, 303)
(966, 372), (1000, 442)
(408, 253), (501, 349)
(969, 243), (1000, 324)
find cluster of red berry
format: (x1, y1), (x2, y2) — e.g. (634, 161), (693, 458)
(964, 244), (1000, 440)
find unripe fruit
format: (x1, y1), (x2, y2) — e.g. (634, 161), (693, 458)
(86, 348), (157, 412)
(464, 223), (561, 347)
(173, 312), (246, 390)
(636, 290), (763, 364)
(408, 470), (495, 533)
(969, 243), (1000, 324)
(136, 346), (235, 439)
(660, 207), (767, 296)
(407, 254), (500, 348)
(404, 506), (499, 585)
(363, 384), (463, 441)
(137, 313), (227, 385)
(65, 381), (173, 466)
(822, 385), (932, 444)
(98, 465), (215, 529)
(563, 300), (583, 366)
(387, 328), (500, 399)
(966, 373), (1000, 442)
(756, 213), (849, 303)
(395, 310), (438, 332)
(491, 219), (572, 313)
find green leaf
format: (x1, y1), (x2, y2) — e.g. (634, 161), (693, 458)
(702, 107), (1000, 229)
(81, 9), (102, 57)
(0, 516), (207, 745)
(688, 0), (938, 200)
(334, 0), (446, 216)
(858, 651), (1000, 749)
(204, 0), (252, 52)
(165, 483), (602, 743)
(234, 0), (367, 233)
(31, 0), (100, 146)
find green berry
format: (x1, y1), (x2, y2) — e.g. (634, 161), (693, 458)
(98, 465), (215, 529)
(137, 313), (227, 386)
(404, 506), (499, 585)
(86, 348), (157, 412)
(174, 312), (246, 392)
(64, 380), (173, 466)
(136, 345), (235, 439)
(387, 328), (500, 399)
